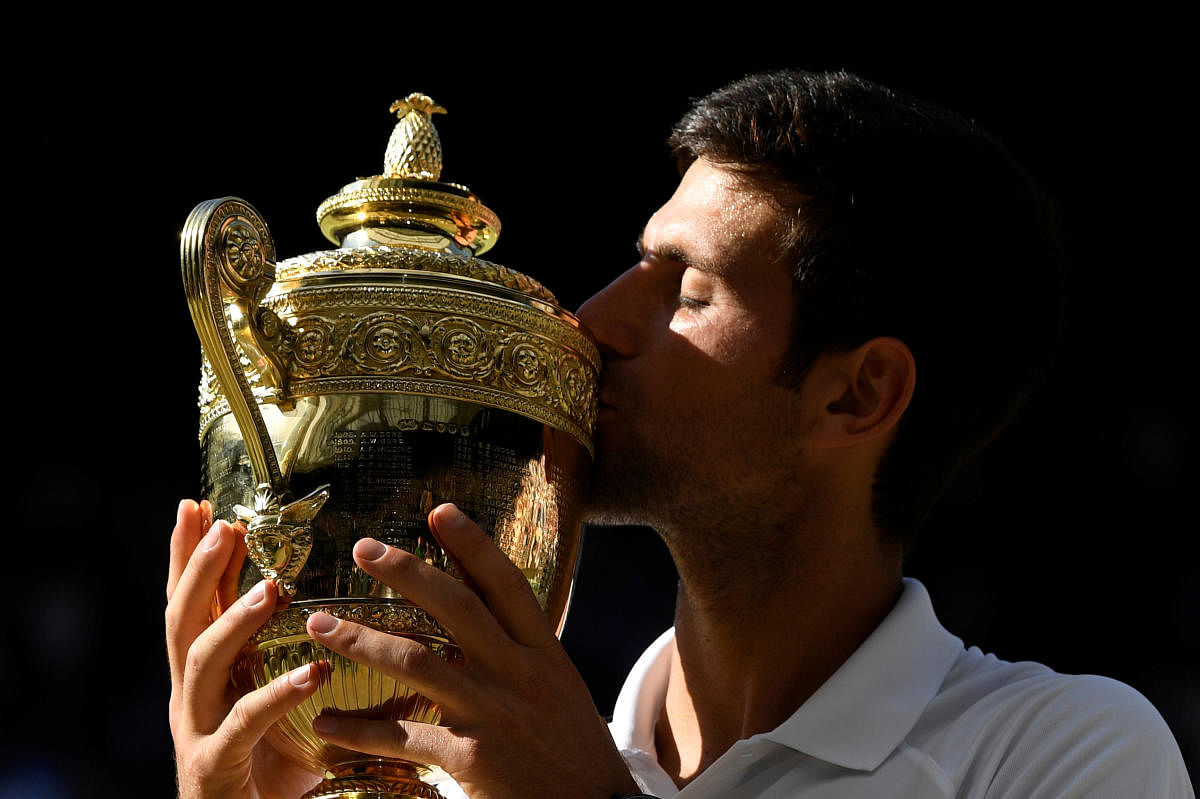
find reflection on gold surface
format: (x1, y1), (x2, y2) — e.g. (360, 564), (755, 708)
(233, 599), (459, 778)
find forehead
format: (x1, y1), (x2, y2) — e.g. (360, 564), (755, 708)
(643, 159), (786, 275)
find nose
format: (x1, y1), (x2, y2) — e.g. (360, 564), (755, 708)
(575, 265), (645, 359)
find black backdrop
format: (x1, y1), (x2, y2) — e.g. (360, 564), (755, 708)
(3, 20), (1195, 796)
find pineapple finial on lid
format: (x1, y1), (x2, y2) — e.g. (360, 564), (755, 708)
(316, 92), (500, 254)
(384, 93), (448, 181)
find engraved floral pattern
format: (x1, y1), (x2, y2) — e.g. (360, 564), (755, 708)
(257, 308), (281, 338)
(430, 317), (495, 378)
(275, 247), (555, 302)
(221, 220), (264, 280)
(247, 601), (450, 648)
(447, 332), (478, 364)
(368, 325), (405, 361)
(497, 333), (552, 398)
(204, 283), (599, 450)
(292, 316), (337, 370)
(345, 313), (422, 373)
(561, 357), (590, 409)
(515, 347), (542, 382)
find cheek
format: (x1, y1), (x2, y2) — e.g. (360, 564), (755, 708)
(668, 313), (709, 337)
(667, 302), (744, 363)
(677, 312), (777, 366)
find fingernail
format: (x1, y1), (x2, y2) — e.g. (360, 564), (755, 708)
(243, 581), (267, 607)
(354, 538), (387, 561)
(288, 663), (313, 687)
(201, 521), (223, 550)
(309, 612), (338, 635)
(177, 499), (196, 524)
(438, 504), (467, 528)
(313, 714), (339, 734)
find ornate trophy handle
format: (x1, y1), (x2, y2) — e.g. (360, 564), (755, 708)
(181, 197), (284, 488)
(181, 198), (328, 595)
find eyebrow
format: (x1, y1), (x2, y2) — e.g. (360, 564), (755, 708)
(636, 231), (715, 273)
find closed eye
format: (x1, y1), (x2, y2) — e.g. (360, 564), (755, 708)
(678, 266), (713, 311)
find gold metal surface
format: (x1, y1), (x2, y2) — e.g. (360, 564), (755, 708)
(232, 599), (460, 783)
(316, 93), (500, 255)
(275, 246), (556, 302)
(183, 95), (596, 799)
(235, 485), (331, 596)
(182, 198), (285, 489)
(301, 760), (443, 799)
(262, 278), (597, 457)
(384, 94), (448, 181)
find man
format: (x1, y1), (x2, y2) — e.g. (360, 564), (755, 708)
(167, 71), (1194, 798)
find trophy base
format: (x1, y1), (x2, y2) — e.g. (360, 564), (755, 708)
(303, 759), (443, 799)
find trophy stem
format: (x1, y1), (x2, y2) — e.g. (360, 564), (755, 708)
(302, 758), (443, 799)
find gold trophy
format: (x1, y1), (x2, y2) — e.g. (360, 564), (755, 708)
(181, 94), (598, 799)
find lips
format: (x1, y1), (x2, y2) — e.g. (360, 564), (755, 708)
(596, 373), (625, 418)
(595, 392), (618, 425)
(597, 385), (622, 410)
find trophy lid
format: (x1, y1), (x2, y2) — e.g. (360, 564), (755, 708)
(191, 94), (597, 456)
(315, 93), (502, 257)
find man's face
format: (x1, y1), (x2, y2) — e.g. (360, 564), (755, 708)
(577, 160), (806, 536)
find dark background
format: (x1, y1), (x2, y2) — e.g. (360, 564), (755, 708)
(2, 20), (1194, 796)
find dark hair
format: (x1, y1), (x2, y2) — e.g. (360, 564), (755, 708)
(669, 70), (1065, 551)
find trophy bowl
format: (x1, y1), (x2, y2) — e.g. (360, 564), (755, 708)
(181, 95), (598, 799)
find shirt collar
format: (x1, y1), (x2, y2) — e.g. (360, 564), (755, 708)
(609, 578), (963, 774)
(762, 577), (963, 770)
(610, 627), (675, 758)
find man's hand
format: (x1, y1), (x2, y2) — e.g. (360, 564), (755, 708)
(166, 499), (324, 799)
(304, 503), (639, 799)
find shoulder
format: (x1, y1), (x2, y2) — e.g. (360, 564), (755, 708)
(908, 649), (1194, 798)
(931, 648), (1168, 733)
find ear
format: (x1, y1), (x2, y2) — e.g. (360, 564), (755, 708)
(806, 337), (915, 448)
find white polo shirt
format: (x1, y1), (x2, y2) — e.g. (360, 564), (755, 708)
(609, 579), (1194, 798)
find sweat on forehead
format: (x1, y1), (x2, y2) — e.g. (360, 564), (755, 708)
(641, 161), (789, 271)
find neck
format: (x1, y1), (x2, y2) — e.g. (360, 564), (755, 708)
(653, 514), (902, 788)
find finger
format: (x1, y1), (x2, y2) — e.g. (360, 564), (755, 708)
(213, 522), (248, 619)
(167, 499), (208, 601)
(306, 612), (478, 714)
(425, 507), (480, 596)
(429, 504), (552, 647)
(350, 537), (511, 655)
(182, 579), (280, 732)
(311, 716), (466, 771)
(210, 662), (324, 765)
(165, 519), (237, 690)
